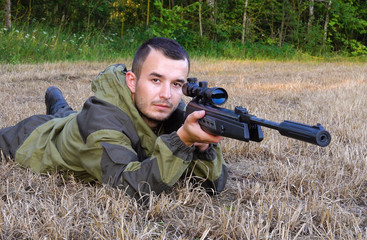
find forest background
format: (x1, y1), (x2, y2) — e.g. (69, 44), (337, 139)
(1, 0), (366, 63)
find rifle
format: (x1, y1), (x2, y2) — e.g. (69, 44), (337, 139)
(183, 78), (331, 147)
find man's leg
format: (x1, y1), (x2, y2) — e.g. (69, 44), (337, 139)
(0, 114), (53, 160)
(0, 87), (74, 160)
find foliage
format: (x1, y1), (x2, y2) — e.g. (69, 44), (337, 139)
(0, 23), (302, 64)
(10, 0), (113, 31)
(0, 0), (366, 62)
(0, 23), (136, 63)
(328, 0), (367, 55)
(150, 0), (199, 40)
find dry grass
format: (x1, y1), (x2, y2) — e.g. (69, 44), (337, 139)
(0, 60), (366, 239)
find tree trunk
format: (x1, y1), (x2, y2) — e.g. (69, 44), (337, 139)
(146, 0), (150, 26)
(241, 0), (249, 44)
(279, 1), (286, 47)
(207, 0), (216, 25)
(295, 0), (302, 49)
(323, 0), (332, 45)
(4, 0), (11, 30)
(121, 0), (125, 38)
(307, 0), (314, 33)
(199, 0), (203, 37)
(160, 0), (163, 20)
(27, 0), (32, 23)
(207, 0), (214, 8)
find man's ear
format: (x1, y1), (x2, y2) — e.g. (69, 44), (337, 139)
(126, 71), (137, 93)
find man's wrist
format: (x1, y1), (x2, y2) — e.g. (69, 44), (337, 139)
(160, 132), (195, 162)
(194, 143), (209, 151)
(176, 127), (193, 147)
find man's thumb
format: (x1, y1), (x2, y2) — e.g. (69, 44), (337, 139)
(189, 110), (205, 121)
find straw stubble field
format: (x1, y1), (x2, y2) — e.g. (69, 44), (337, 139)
(0, 60), (366, 239)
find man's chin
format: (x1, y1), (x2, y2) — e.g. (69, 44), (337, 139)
(139, 107), (177, 126)
(143, 113), (172, 125)
(151, 114), (171, 122)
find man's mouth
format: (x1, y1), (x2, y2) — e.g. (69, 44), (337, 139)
(152, 101), (173, 110)
(154, 104), (171, 110)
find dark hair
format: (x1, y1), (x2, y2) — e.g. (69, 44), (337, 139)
(131, 37), (190, 79)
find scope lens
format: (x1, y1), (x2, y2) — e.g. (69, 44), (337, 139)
(210, 88), (228, 105)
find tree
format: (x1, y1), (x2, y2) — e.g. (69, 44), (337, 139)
(308, 0), (314, 33)
(199, 0), (203, 37)
(279, 0), (287, 47)
(207, 0), (216, 25)
(323, 0), (332, 46)
(4, 0), (11, 30)
(241, 0), (249, 43)
(146, 0), (150, 26)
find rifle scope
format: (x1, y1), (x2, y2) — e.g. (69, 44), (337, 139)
(183, 78), (228, 105)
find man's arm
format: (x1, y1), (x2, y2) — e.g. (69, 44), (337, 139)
(99, 130), (196, 198)
(177, 110), (228, 193)
(97, 110), (227, 198)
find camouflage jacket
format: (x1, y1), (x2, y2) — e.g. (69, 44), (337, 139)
(8, 64), (228, 197)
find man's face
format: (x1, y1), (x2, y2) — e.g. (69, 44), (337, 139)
(129, 49), (189, 128)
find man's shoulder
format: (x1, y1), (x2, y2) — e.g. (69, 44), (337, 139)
(76, 96), (136, 143)
(100, 64), (127, 75)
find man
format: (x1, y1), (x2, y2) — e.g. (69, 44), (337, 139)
(0, 37), (228, 198)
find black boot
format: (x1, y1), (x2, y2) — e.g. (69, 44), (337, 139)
(45, 86), (70, 115)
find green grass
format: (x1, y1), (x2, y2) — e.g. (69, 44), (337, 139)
(1, 24), (366, 64)
(0, 24), (139, 63)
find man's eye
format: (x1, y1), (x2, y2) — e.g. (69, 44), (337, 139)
(173, 82), (183, 88)
(152, 78), (160, 83)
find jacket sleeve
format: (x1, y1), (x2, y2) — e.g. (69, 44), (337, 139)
(99, 130), (196, 197)
(98, 132), (228, 197)
(188, 144), (228, 194)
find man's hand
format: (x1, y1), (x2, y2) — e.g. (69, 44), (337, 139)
(177, 110), (223, 147)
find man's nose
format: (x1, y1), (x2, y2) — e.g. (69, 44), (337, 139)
(159, 83), (171, 99)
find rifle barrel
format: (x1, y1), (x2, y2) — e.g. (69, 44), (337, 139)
(248, 116), (331, 147)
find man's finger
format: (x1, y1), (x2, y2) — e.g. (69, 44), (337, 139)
(187, 110), (205, 122)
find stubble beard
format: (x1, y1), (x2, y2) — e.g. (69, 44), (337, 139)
(135, 96), (177, 127)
